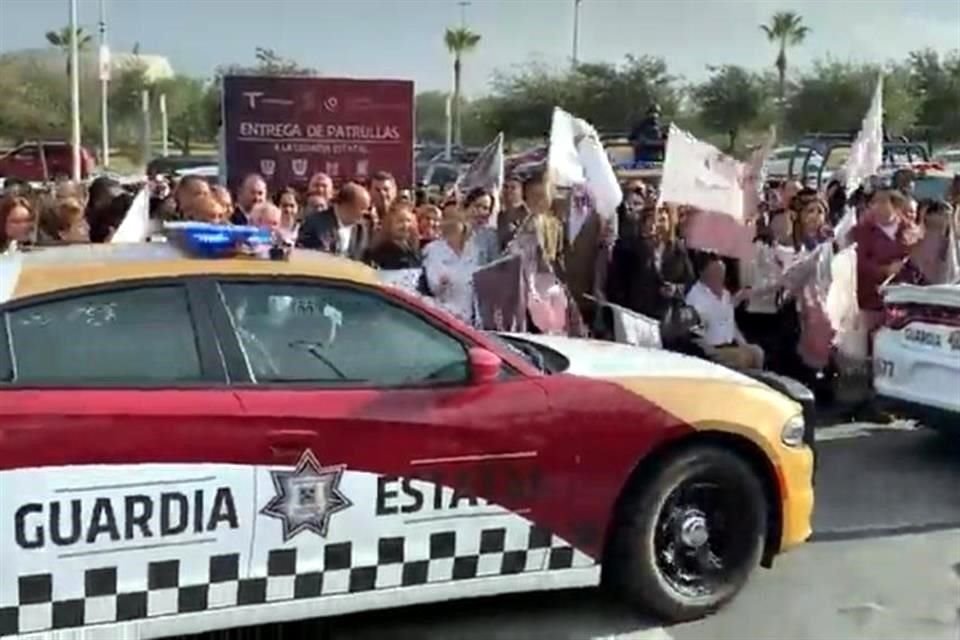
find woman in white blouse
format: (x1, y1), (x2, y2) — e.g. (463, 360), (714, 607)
(739, 208), (801, 372)
(422, 211), (480, 324)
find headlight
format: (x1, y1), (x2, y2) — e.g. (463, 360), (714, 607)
(781, 414), (806, 447)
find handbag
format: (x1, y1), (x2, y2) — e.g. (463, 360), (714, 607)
(660, 297), (701, 344)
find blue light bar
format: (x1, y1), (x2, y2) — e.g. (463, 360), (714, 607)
(163, 222), (274, 259)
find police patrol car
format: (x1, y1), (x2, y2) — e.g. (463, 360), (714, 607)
(874, 283), (960, 434)
(0, 226), (814, 638)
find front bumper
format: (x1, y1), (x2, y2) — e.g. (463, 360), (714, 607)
(875, 394), (960, 434)
(777, 446), (816, 552)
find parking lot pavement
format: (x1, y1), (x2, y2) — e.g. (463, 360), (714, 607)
(323, 532), (959, 640)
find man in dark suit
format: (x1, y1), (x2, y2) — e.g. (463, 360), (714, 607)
(230, 173), (267, 225)
(296, 182), (372, 260)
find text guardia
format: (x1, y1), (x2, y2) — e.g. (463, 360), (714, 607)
(14, 488), (239, 549)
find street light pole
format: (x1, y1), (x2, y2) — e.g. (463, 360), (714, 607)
(68, 0), (81, 182)
(572, 0), (582, 67)
(98, 0), (110, 168)
(457, 0), (470, 27)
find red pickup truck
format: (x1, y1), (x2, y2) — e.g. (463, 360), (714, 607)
(0, 142), (96, 182)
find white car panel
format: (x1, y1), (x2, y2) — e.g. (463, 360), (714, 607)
(873, 324), (960, 414)
(500, 333), (763, 387)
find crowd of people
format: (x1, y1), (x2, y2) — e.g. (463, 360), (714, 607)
(1, 162), (959, 397)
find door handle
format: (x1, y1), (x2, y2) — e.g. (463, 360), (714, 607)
(268, 429), (315, 440)
(267, 430), (315, 462)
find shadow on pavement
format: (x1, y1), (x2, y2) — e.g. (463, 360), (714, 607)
(326, 588), (661, 640)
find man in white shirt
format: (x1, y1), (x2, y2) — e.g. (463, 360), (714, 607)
(685, 256), (764, 370)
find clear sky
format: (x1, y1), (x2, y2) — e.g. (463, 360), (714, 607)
(1, 0), (958, 95)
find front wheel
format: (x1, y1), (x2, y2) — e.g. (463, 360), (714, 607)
(609, 445), (768, 622)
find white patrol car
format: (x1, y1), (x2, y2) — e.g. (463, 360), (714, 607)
(873, 283), (960, 434)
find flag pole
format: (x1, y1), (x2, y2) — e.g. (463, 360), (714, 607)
(98, 0), (110, 168)
(69, 0), (82, 182)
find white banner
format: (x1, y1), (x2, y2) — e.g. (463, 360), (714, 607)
(659, 124), (747, 222)
(98, 43), (111, 81)
(110, 188), (150, 243)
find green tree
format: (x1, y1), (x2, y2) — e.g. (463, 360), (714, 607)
(44, 26), (94, 76)
(444, 27), (482, 146)
(215, 47), (317, 77)
(786, 61), (918, 137)
(155, 75), (216, 155)
(480, 56), (680, 139)
(760, 11), (809, 117)
(908, 49), (960, 144)
(693, 65), (768, 151)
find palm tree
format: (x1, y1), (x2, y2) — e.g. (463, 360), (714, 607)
(760, 11), (809, 116)
(444, 27), (481, 146)
(45, 26), (94, 77)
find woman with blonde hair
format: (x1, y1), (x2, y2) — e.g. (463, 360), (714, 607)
(37, 197), (89, 245)
(422, 208), (479, 323)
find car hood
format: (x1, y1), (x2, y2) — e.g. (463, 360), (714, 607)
(500, 333), (765, 388)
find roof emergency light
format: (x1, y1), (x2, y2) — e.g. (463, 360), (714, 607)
(162, 222), (287, 259)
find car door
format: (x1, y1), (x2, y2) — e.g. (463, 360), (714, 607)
(8, 145), (41, 181)
(0, 280), (256, 637)
(206, 277), (567, 605)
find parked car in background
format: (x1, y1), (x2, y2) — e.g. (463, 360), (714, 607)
(146, 155), (218, 177)
(932, 148), (960, 175)
(764, 146), (824, 180)
(0, 141), (95, 182)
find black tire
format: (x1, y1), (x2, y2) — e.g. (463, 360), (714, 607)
(609, 445), (768, 622)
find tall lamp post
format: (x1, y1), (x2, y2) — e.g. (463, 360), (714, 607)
(98, 0), (111, 168)
(68, 0), (81, 181)
(572, 0), (582, 67)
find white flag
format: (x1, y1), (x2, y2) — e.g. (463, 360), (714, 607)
(547, 107), (621, 221)
(843, 75), (884, 197)
(945, 211), (960, 284)
(547, 107), (587, 188)
(659, 124), (747, 222)
(111, 188), (150, 243)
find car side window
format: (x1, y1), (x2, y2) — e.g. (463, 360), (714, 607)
(13, 146), (38, 160)
(4, 285), (203, 384)
(219, 282), (470, 386)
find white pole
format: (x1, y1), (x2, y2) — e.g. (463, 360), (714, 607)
(141, 89), (151, 165)
(98, 0), (110, 168)
(159, 93), (169, 157)
(68, 0), (81, 182)
(444, 94), (453, 161)
(572, 0), (581, 66)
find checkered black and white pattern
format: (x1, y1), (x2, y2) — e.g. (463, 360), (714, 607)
(0, 525), (594, 637)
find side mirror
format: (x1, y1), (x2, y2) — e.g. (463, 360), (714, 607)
(468, 347), (502, 384)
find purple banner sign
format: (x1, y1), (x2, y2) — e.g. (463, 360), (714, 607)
(222, 76), (415, 192)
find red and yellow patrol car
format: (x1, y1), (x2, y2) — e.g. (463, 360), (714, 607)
(0, 242), (814, 639)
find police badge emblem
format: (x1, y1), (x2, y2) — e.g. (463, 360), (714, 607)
(260, 450), (352, 541)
